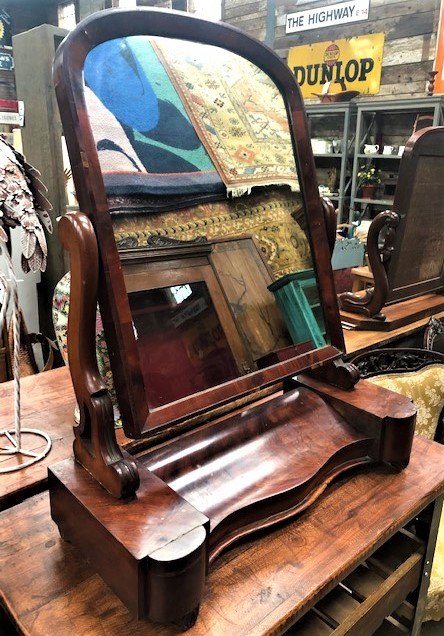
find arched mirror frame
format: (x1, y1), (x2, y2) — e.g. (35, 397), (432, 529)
(54, 8), (345, 439)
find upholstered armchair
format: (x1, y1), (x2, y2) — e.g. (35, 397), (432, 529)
(351, 347), (444, 622)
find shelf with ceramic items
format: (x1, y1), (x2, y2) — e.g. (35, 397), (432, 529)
(306, 102), (357, 224)
(356, 153), (402, 160)
(349, 96), (444, 225)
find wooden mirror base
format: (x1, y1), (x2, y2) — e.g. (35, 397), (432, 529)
(48, 379), (415, 628)
(341, 292), (444, 331)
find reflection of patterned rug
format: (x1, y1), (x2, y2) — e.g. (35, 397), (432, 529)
(113, 187), (311, 279)
(84, 36), (299, 200)
(84, 37), (224, 197)
(154, 38), (299, 197)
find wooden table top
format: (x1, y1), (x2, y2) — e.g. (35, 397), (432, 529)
(0, 368), (129, 510)
(343, 310), (444, 355)
(1, 436), (444, 636)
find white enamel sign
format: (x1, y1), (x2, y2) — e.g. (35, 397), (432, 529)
(286, 0), (370, 34)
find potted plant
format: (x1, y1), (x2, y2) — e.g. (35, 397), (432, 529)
(357, 164), (381, 200)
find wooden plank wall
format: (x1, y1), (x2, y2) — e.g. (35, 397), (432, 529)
(222, 0), (441, 100)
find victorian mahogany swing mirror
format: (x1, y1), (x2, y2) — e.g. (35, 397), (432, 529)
(49, 8), (416, 628)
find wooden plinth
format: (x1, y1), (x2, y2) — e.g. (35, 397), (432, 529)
(341, 293), (444, 331)
(48, 384), (416, 627)
(49, 460), (209, 625)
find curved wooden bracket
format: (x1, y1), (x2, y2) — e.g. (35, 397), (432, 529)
(307, 357), (360, 390)
(338, 211), (399, 319)
(321, 196), (338, 258)
(59, 212), (140, 498)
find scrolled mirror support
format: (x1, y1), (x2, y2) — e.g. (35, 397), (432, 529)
(59, 212), (140, 498)
(338, 211), (400, 319)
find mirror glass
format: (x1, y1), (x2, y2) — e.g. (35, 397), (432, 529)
(83, 36), (328, 409)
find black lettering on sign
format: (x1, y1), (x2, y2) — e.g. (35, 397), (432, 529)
(359, 57), (374, 80)
(344, 59), (360, 82)
(292, 58), (376, 87)
(293, 66), (306, 85)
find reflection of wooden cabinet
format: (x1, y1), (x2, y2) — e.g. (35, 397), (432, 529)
(306, 102), (357, 224)
(350, 97), (444, 224)
(120, 236), (292, 405)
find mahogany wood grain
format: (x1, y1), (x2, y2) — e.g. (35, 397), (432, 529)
(294, 375), (416, 469)
(0, 368), (75, 510)
(2, 436), (444, 635)
(341, 293), (444, 331)
(58, 212), (140, 498)
(49, 459), (209, 623)
(48, 375), (416, 624)
(343, 310), (444, 355)
(140, 386), (376, 559)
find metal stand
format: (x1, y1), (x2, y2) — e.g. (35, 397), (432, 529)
(0, 247), (52, 474)
(0, 428), (52, 473)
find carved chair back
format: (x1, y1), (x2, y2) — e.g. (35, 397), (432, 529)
(339, 127), (444, 320)
(351, 348), (444, 444)
(424, 317), (444, 354)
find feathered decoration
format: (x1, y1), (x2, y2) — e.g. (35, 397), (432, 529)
(0, 134), (53, 273)
(0, 136), (53, 472)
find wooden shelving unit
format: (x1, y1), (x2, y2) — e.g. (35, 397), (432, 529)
(306, 102), (357, 224)
(349, 97), (444, 225)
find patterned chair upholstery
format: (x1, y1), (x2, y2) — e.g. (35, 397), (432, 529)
(351, 348), (444, 622)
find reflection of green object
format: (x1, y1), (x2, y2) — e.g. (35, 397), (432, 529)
(268, 270), (326, 349)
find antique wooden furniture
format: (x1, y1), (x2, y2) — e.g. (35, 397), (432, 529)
(344, 311), (444, 355)
(48, 8), (417, 628)
(2, 436), (444, 635)
(339, 126), (444, 330)
(351, 347), (444, 622)
(351, 264), (375, 292)
(424, 316), (444, 354)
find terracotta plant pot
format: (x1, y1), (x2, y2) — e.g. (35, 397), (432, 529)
(360, 184), (377, 200)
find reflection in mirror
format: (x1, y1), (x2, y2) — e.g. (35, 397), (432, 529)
(83, 35), (328, 406)
(129, 281), (240, 408)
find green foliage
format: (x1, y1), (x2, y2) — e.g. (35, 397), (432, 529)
(357, 164), (381, 185)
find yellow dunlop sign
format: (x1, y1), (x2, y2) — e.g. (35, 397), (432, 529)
(288, 33), (385, 99)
